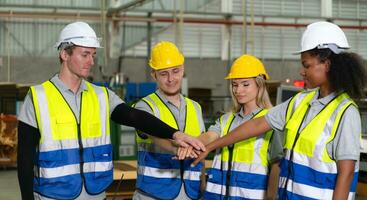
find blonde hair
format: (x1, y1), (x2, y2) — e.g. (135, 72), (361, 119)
(229, 76), (273, 113)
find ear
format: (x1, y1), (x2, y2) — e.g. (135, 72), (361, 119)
(60, 49), (69, 62)
(150, 70), (157, 81)
(324, 59), (331, 72)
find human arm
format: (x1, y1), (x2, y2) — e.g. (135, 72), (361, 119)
(111, 103), (205, 150)
(266, 130), (284, 200)
(192, 116), (271, 166)
(266, 162), (281, 200)
(333, 160), (356, 200)
(176, 131), (219, 159)
(330, 106), (360, 199)
(17, 121), (40, 200)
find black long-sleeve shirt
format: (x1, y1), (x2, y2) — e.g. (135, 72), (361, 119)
(17, 103), (177, 199)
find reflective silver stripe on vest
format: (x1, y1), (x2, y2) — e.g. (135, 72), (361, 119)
(138, 165), (180, 178)
(312, 97), (351, 161)
(84, 161), (113, 173)
(289, 92), (310, 116)
(82, 84), (110, 148)
(39, 164), (80, 178)
(284, 151), (337, 173)
(183, 170), (201, 181)
(230, 186), (265, 199)
(279, 177), (355, 200)
(206, 181), (226, 195)
(38, 161), (113, 178)
(33, 85), (59, 151)
(205, 182), (265, 199)
(211, 154), (267, 175)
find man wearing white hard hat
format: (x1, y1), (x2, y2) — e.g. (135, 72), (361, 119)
(191, 21), (366, 199)
(17, 21), (205, 200)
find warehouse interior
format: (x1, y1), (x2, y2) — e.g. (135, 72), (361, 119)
(1, 0), (367, 199)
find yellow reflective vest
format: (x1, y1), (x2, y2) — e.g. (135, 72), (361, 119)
(135, 92), (203, 200)
(279, 90), (359, 199)
(30, 80), (112, 199)
(205, 109), (273, 200)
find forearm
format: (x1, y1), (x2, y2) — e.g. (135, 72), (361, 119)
(198, 131), (219, 145)
(17, 121), (39, 200)
(206, 117), (271, 152)
(333, 160), (355, 200)
(111, 103), (177, 139)
(266, 162), (280, 200)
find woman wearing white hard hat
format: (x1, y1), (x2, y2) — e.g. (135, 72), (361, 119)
(191, 21), (366, 199)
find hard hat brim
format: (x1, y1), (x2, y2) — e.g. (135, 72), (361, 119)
(55, 37), (103, 49)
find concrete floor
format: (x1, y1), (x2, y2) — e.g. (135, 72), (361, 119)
(0, 168), (21, 200)
(1, 168), (367, 200)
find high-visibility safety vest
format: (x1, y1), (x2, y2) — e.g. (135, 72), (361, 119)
(279, 90), (359, 200)
(204, 109), (273, 200)
(135, 92), (203, 200)
(30, 80), (112, 199)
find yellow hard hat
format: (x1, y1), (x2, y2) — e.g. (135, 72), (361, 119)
(149, 41), (184, 70)
(225, 54), (269, 80)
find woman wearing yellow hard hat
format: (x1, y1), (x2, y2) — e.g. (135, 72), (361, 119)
(192, 21), (367, 199)
(177, 54), (283, 199)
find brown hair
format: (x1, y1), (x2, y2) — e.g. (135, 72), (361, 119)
(58, 45), (76, 64)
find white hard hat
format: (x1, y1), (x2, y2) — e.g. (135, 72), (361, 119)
(55, 21), (102, 49)
(296, 21), (349, 54)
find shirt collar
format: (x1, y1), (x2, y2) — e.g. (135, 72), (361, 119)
(155, 89), (185, 106)
(236, 107), (262, 118)
(50, 74), (88, 93)
(309, 89), (337, 106)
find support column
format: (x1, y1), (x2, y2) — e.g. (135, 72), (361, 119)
(221, 0), (232, 61)
(321, 0), (332, 18)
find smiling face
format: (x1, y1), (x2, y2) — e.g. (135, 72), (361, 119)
(152, 65), (184, 96)
(60, 46), (96, 79)
(231, 78), (259, 106)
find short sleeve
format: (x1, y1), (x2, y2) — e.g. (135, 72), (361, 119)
(265, 99), (291, 132)
(268, 130), (284, 164)
(329, 105), (361, 161)
(18, 91), (38, 128)
(207, 116), (223, 137)
(134, 100), (154, 114)
(107, 88), (124, 115)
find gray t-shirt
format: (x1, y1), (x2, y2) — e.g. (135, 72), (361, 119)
(18, 74), (124, 200)
(265, 90), (361, 161)
(133, 90), (205, 200)
(208, 107), (284, 164)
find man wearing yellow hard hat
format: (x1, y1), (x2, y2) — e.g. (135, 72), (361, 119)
(133, 41), (206, 200)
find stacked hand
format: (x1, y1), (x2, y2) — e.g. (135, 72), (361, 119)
(172, 131), (205, 152)
(191, 149), (209, 166)
(175, 146), (201, 160)
(172, 131), (210, 165)
(173, 145), (209, 167)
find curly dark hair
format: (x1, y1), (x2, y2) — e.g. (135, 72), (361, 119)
(308, 48), (367, 99)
